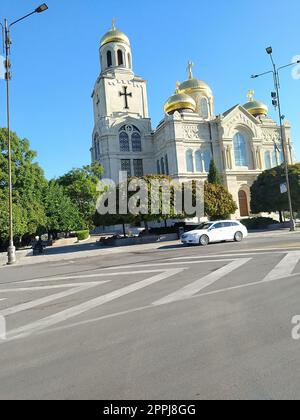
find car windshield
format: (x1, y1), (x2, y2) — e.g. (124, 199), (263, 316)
(195, 223), (214, 230)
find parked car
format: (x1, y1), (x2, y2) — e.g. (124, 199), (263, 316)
(181, 221), (248, 246)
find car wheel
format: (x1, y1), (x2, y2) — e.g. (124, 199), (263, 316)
(234, 231), (243, 242)
(199, 235), (209, 246)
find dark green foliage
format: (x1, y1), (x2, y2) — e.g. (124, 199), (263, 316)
(240, 217), (279, 230)
(204, 182), (237, 220)
(208, 160), (222, 185)
(251, 164), (300, 214)
(57, 162), (103, 228)
(0, 129), (103, 249)
(0, 128), (47, 247)
(44, 181), (84, 237)
(76, 230), (90, 241)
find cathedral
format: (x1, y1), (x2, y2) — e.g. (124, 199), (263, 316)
(91, 21), (294, 219)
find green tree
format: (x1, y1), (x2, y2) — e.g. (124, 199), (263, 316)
(0, 128), (47, 247)
(44, 181), (84, 238)
(57, 162), (103, 228)
(204, 182), (237, 220)
(208, 160), (222, 185)
(251, 164), (300, 218)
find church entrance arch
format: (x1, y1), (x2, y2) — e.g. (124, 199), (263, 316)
(238, 189), (249, 217)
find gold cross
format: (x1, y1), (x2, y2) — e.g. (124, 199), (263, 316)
(112, 18), (116, 31)
(247, 90), (255, 102)
(176, 81), (180, 92)
(187, 61), (194, 80)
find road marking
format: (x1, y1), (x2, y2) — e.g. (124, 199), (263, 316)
(22, 269), (169, 284)
(166, 252), (284, 260)
(0, 283), (105, 292)
(4, 253), (300, 342)
(103, 259), (234, 270)
(7, 268), (184, 340)
(25, 265), (300, 341)
(1, 281), (109, 317)
(153, 258), (251, 306)
(263, 251), (300, 282)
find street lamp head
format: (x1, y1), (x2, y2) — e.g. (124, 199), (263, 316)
(251, 74), (258, 79)
(266, 46), (273, 55)
(35, 3), (48, 13)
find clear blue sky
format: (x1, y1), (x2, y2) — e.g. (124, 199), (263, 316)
(1, 0), (299, 179)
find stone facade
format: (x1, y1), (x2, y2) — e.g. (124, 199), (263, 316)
(91, 24), (294, 219)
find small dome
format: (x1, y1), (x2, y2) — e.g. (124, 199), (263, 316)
(164, 92), (196, 114)
(100, 20), (130, 48)
(243, 90), (268, 117)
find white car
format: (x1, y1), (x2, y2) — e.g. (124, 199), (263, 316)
(181, 221), (248, 246)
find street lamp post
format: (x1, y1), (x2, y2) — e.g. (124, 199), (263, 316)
(252, 48), (300, 232)
(1, 4), (48, 265)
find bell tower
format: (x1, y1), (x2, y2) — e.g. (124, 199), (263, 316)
(92, 20), (149, 121)
(91, 20), (153, 182)
(99, 19), (133, 75)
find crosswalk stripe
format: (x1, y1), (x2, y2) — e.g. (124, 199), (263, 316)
(263, 252), (300, 282)
(22, 269), (169, 284)
(152, 258), (252, 306)
(1, 282), (109, 317)
(103, 259), (234, 270)
(7, 268), (184, 340)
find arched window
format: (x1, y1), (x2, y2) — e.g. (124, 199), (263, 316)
(203, 150), (211, 172)
(186, 150), (194, 173)
(165, 155), (169, 175)
(157, 160), (161, 175)
(272, 150), (278, 167)
(94, 134), (100, 160)
(132, 132), (142, 152)
(279, 148), (285, 164)
(200, 97), (209, 119)
(233, 133), (248, 167)
(119, 131), (130, 152)
(161, 157), (165, 175)
(117, 50), (124, 66)
(119, 125), (142, 153)
(195, 151), (203, 172)
(107, 50), (112, 68)
(264, 151), (272, 169)
(128, 53), (132, 69)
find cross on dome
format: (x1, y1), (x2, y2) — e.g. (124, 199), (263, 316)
(187, 61), (194, 80)
(247, 90), (255, 102)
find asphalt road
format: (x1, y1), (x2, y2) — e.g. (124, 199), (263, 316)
(1, 233), (300, 400)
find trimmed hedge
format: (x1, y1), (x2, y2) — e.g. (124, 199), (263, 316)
(76, 230), (90, 241)
(240, 217), (279, 230)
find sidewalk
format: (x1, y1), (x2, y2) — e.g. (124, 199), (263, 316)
(1, 228), (299, 268)
(0, 241), (175, 268)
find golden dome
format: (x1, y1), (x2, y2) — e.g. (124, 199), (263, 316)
(178, 61), (213, 97)
(243, 90), (268, 117)
(100, 19), (130, 47)
(164, 92), (196, 114)
(179, 78), (213, 97)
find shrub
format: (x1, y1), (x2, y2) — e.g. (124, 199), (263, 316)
(76, 230), (90, 241)
(240, 217), (279, 230)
